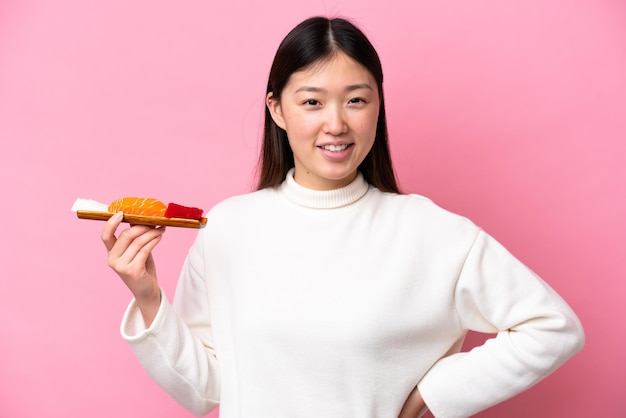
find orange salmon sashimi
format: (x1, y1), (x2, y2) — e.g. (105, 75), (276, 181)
(108, 197), (167, 217)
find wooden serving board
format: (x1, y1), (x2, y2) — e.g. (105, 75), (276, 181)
(76, 210), (207, 229)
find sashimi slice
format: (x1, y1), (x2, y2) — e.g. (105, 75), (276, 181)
(164, 202), (204, 220)
(108, 197), (167, 216)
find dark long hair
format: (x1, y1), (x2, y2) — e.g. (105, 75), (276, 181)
(256, 16), (400, 193)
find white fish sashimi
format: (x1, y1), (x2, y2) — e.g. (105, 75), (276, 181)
(71, 198), (109, 213)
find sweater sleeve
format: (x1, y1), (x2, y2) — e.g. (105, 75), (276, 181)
(120, 231), (220, 416)
(417, 230), (584, 418)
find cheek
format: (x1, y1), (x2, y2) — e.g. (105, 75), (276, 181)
(356, 110), (379, 138)
(283, 112), (317, 138)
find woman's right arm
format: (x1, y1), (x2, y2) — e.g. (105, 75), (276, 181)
(102, 211), (221, 414)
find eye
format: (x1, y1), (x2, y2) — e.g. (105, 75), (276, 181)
(303, 99), (321, 106)
(348, 97), (367, 106)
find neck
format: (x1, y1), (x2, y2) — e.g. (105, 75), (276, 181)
(280, 168), (369, 209)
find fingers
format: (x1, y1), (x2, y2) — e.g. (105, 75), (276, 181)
(115, 228), (164, 264)
(101, 212), (124, 251)
(101, 212), (166, 280)
(108, 225), (165, 268)
(100, 213), (166, 304)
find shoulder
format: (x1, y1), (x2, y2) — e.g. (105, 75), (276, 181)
(200, 187), (281, 233)
(365, 188), (481, 242)
(372, 189), (476, 224)
(208, 188), (277, 214)
(193, 188), (278, 245)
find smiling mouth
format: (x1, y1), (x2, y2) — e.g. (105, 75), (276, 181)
(319, 144), (353, 152)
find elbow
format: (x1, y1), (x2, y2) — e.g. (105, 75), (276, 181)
(542, 311), (586, 369)
(517, 309), (585, 373)
(565, 314), (585, 357)
(186, 399), (219, 417)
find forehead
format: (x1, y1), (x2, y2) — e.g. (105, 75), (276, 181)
(286, 52), (377, 90)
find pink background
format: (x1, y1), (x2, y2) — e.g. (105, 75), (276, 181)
(1, 1), (624, 416)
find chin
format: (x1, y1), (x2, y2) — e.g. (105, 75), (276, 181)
(321, 169), (358, 185)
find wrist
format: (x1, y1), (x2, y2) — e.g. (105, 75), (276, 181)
(399, 386), (428, 418)
(135, 289), (161, 327)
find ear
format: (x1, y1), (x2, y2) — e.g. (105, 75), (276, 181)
(266, 92), (287, 130)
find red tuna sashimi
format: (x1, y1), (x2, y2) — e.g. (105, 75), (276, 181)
(165, 202), (204, 220)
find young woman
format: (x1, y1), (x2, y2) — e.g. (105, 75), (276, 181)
(101, 17), (584, 418)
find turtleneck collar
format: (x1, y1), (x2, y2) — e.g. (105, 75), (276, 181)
(279, 168), (370, 209)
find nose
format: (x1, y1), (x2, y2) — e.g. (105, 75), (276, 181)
(323, 105), (348, 136)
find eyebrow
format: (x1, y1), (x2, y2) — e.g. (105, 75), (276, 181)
(294, 83), (374, 94)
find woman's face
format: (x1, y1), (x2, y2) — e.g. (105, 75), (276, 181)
(267, 52), (380, 190)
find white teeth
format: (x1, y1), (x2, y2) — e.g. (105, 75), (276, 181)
(322, 144), (349, 152)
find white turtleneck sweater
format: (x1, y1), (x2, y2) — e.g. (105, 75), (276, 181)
(121, 170), (584, 418)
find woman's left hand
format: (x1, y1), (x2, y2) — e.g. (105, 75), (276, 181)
(399, 386), (428, 418)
